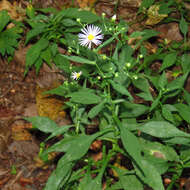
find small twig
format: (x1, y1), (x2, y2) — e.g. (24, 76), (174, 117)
(7, 170), (23, 188)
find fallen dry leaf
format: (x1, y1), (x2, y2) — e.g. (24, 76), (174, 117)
(91, 152), (102, 162)
(77, 0), (97, 8)
(90, 140), (102, 152)
(0, 106), (15, 118)
(146, 4), (168, 25)
(156, 22), (183, 42)
(8, 140), (39, 160)
(0, 0), (25, 21)
(36, 84), (66, 121)
(164, 178), (171, 185)
(11, 124), (32, 141)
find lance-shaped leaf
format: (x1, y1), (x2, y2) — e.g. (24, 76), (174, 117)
(25, 116), (59, 133)
(0, 10), (10, 32)
(67, 89), (101, 104)
(139, 121), (190, 138)
(62, 55), (96, 65)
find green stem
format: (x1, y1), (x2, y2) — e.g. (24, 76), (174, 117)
(95, 63), (104, 78)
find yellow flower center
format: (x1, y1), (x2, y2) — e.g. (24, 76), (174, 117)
(76, 73), (81, 79)
(88, 34), (94, 41)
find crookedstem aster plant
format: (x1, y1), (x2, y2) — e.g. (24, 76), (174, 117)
(78, 24), (103, 49)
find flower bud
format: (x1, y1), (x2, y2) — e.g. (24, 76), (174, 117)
(111, 14), (116, 22)
(126, 62), (131, 67)
(76, 18), (81, 22)
(133, 75), (138, 80)
(102, 13), (106, 17)
(115, 72), (119, 77)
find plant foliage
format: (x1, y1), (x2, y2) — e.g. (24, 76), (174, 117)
(23, 2), (190, 190)
(0, 10), (22, 58)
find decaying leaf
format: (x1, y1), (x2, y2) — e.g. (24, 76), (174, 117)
(36, 83), (66, 121)
(112, 154), (127, 177)
(90, 140), (102, 152)
(11, 124), (32, 141)
(146, 5), (168, 25)
(0, 0), (25, 21)
(77, 0), (97, 9)
(34, 152), (58, 169)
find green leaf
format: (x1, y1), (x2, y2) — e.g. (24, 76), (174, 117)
(42, 136), (77, 154)
(62, 18), (78, 27)
(43, 128), (112, 158)
(120, 126), (143, 168)
(82, 174), (102, 190)
(41, 47), (52, 65)
(120, 174), (143, 190)
(163, 136), (190, 146)
(34, 57), (43, 74)
(118, 45), (134, 68)
(159, 52), (177, 72)
(0, 10), (10, 32)
(79, 151), (110, 190)
(43, 158), (74, 190)
(132, 77), (153, 101)
(78, 167), (93, 190)
(112, 41), (122, 61)
(141, 140), (173, 174)
(54, 54), (70, 73)
(183, 90), (190, 106)
(141, 140), (179, 162)
(138, 0), (155, 12)
(166, 73), (188, 92)
(56, 8), (99, 24)
(129, 31), (145, 38)
(162, 104), (175, 123)
(150, 93), (161, 111)
(25, 38), (49, 73)
(109, 80), (133, 101)
(158, 71), (167, 90)
(46, 125), (72, 141)
(88, 101), (106, 119)
(0, 27), (21, 56)
(137, 92), (153, 102)
(135, 159), (165, 190)
(174, 103), (190, 123)
(25, 25), (46, 44)
(76, 10), (100, 23)
(120, 101), (149, 118)
(97, 36), (117, 52)
(36, 7), (58, 14)
(139, 121), (190, 138)
(135, 29), (159, 49)
(159, 3), (171, 14)
(111, 169), (143, 190)
(62, 55), (96, 65)
(181, 54), (190, 73)
(50, 43), (58, 57)
(44, 85), (68, 96)
(180, 148), (190, 162)
(24, 116), (59, 133)
(43, 128), (112, 170)
(179, 16), (188, 37)
(68, 89), (101, 104)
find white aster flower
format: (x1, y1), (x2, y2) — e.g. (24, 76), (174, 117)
(71, 71), (82, 80)
(78, 24), (104, 49)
